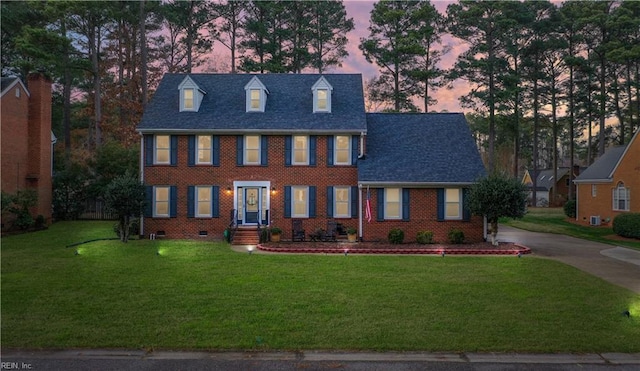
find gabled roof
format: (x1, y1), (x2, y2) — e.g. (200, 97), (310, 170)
(1, 76), (29, 98)
(137, 73), (366, 133)
(524, 168), (570, 191)
(574, 146), (627, 183)
(358, 113), (486, 185)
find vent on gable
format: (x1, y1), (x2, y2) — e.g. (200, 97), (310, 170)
(590, 216), (601, 226)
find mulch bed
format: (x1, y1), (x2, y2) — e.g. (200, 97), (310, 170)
(257, 241), (531, 255)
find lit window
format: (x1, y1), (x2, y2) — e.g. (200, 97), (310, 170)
(183, 88), (194, 110)
(385, 188), (401, 219)
(250, 89), (260, 110)
(317, 89), (328, 110)
(196, 186), (212, 217)
(334, 187), (350, 217)
(613, 182), (630, 211)
(244, 135), (260, 165)
(154, 186), (170, 217)
(293, 136), (308, 165)
(292, 186), (309, 218)
(445, 188), (462, 219)
(197, 135), (212, 164)
(335, 136), (350, 165)
(154, 135), (170, 164)
(312, 77), (332, 113)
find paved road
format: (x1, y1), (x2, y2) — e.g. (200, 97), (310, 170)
(497, 225), (640, 294)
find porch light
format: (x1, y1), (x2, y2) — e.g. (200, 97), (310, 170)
(271, 187), (276, 194)
(226, 187), (231, 195)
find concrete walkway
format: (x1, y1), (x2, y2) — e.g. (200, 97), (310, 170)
(497, 225), (640, 294)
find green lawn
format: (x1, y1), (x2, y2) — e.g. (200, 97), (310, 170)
(503, 208), (640, 250)
(2, 221), (639, 352)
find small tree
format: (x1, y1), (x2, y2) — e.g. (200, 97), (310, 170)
(468, 173), (527, 245)
(103, 172), (146, 243)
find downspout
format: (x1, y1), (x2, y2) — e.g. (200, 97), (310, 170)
(139, 134), (144, 237)
(483, 215), (487, 241)
(575, 184), (579, 222)
(359, 132), (365, 158)
(358, 183), (363, 240)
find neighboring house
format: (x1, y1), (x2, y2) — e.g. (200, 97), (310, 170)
(522, 166), (581, 207)
(137, 73), (487, 243)
(1, 74), (55, 227)
(574, 129), (640, 226)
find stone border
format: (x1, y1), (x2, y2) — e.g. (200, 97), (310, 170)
(257, 243), (531, 255)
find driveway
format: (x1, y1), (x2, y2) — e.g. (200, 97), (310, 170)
(497, 225), (640, 294)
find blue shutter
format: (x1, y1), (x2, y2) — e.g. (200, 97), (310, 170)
(309, 186), (316, 218)
(351, 136), (359, 165)
(437, 188), (445, 221)
(260, 136), (268, 166)
(351, 186), (358, 218)
(377, 188), (384, 221)
(187, 186), (195, 218)
(144, 186), (153, 217)
(144, 135), (153, 166)
(170, 136), (178, 166)
(326, 186), (334, 217)
(188, 136), (196, 167)
(285, 136), (292, 166)
(309, 136), (317, 166)
(212, 136), (220, 166)
(284, 186), (292, 218)
(170, 186), (177, 218)
(327, 135), (334, 166)
(212, 186), (220, 217)
(462, 188), (470, 221)
(402, 188), (410, 221)
(236, 136), (243, 165)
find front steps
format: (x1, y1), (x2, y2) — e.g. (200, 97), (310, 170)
(231, 226), (260, 245)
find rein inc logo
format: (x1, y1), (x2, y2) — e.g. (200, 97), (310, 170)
(1, 362), (32, 370)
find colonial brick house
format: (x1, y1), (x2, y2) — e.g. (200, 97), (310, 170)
(137, 74), (487, 244)
(574, 129), (640, 226)
(1, 74), (55, 227)
(522, 166), (582, 207)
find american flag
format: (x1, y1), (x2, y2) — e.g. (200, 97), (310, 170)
(365, 187), (372, 223)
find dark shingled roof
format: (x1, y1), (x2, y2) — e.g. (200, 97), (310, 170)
(358, 113), (486, 184)
(1, 76), (19, 95)
(137, 73), (366, 133)
(525, 168), (570, 191)
(574, 146), (627, 182)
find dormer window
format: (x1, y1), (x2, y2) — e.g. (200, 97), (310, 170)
(245, 76), (268, 112)
(312, 77), (333, 113)
(178, 76), (205, 112)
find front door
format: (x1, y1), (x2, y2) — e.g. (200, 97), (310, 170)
(244, 187), (260, 224)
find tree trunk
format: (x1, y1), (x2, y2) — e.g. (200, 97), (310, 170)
(491, 220), (499, 246)
(140, 0), (148, 107)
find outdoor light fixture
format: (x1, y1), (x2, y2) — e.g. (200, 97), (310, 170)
(75, 249), (79, 256)
(271, 187), (276, 194)
(344, 249), (349, 256)
(623, 310), (631, 318)
(517, 252), (522, 258)
(248, 246), (254, 255)
(441, 251), (445, 257)
(156, 250), (160, 256)
(226, 187), (231, 195)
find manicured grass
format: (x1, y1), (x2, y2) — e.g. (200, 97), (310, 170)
(2, 221), (639, 352)
(502, 208), (640, 250)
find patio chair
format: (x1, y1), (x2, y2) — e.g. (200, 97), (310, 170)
(324, 220), (337, 242)
(292, 219), (306, 242)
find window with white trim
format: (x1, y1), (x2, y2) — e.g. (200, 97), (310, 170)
(592, 184), (597, 197)
(245, 76), (268, 112)
(244, 135), (260, 165)
(312, 76), (332, 113)
(183, 88), (194, 110)
(317, 89), (328, 111)
(293, 136), (308, 165)
(197, 135), (212, 164)
(613, 182), (630, 211)
(292, 186), (309, 218)
(445, 188), (462, 219)
(250, 89), (261, 110)
(196, 186), (212, 217)
(385, 188), (401, 219)
(154, 135), (170, 164)
(334, 135), (350, 165)
(154, 186), (170, 217)
(334, 187), (350, 217)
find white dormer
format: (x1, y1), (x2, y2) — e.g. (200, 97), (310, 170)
(244, 76), (268, 112)
(312, 76), (333, 113)
(178, 76), (206, 112)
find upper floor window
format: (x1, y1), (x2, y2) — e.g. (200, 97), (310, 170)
(312, 77), (332, 113)
(445, 188), (462, 220)
(178, 76), (205, 112)
(613, 182), (630, 211)
(245, 135), (260, 165)
(335, 135), (350, 165)
(15, 87), (21, 98)
(592, 184), (597, 197)
(197, 135), (212, 164)
(293, 136), (308, 165)
(245, 76), (268, 112)
(154, 135), (170, 164)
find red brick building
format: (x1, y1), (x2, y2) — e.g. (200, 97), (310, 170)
(137, 74), (487, 244)
(1, 74), (55, 227)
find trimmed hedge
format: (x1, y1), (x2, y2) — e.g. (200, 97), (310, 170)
(388, 228), (405, 244)
(612, 213), (640, 239)
(416, 230), (434, 244)
(448, 229), (465, 244)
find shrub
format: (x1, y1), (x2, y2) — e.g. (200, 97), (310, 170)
(416, 230), (434, 244)
(270, 227), (282, 234)
(612, 213), (640, 239)
(564, 199), (576, 218)
(34, 215), (46, 229)
(388, 228), (404, 244)
(448, 229), (465, 244)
